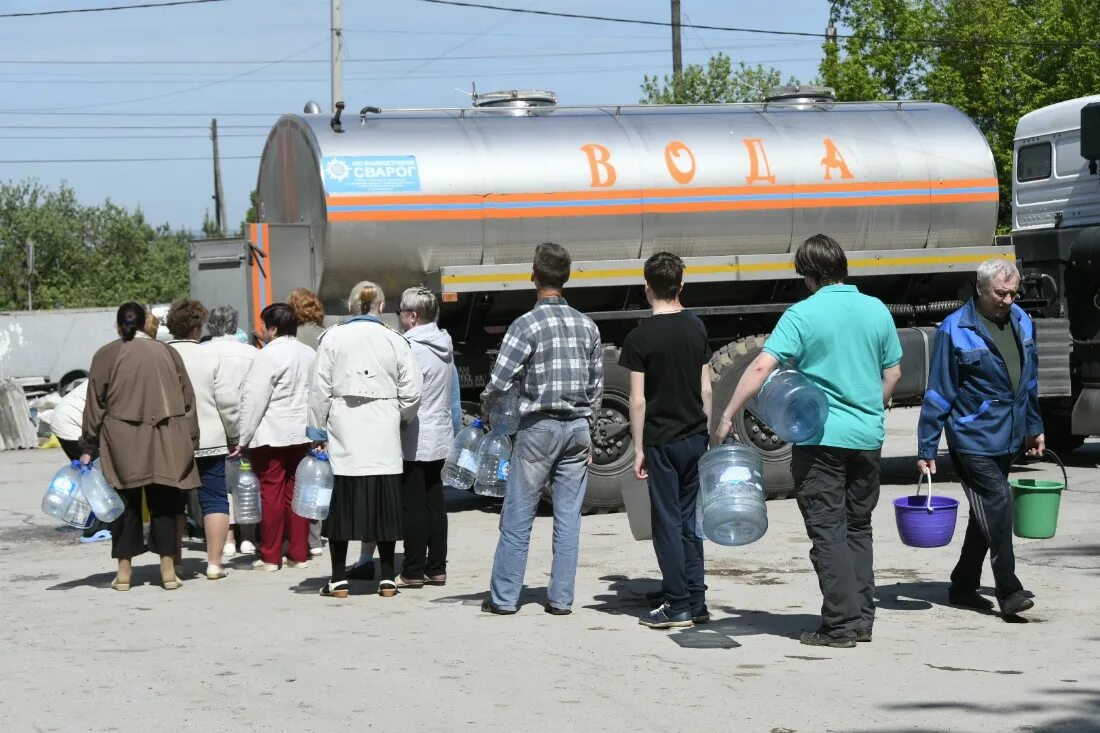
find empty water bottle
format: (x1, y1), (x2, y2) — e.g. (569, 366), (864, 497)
(442, 418), (484, 490)
(43, 461), (82, 520)
(697, 440), (768, 546)
(750, 367), (828, 443)
(61, 484), (93, 529)
(474, 433), (511, 498)
(489, 390), (521, 436)
(232, 460), (262, 524)
(79, 463), (125, 523)
(293, 450), (334, 520)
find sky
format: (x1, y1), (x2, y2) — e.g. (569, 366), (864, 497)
(0, 0), (830, 231)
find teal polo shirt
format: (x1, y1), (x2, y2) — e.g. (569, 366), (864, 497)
(762, 284), (902, 450)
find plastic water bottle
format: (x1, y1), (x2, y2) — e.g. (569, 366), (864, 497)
(489, 390), (521, 436)
(473, 433), (511, 498)
(696, 441), (768, 546)
(232, 460), (262, 524)
(42, 461), (82, 520)
(79, 463), (125, 523)
(61, 483), (93, 529)
(750, 367), (829, 443)
(292, 450), (334, 520)
(442, 418), (484, 491)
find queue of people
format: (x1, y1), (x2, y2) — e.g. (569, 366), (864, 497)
(74, 238), (1043, 643)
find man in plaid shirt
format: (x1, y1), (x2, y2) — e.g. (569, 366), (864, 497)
(481, 242), (604, 616)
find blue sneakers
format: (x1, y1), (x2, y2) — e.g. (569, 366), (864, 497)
(639, 603), (693, 629)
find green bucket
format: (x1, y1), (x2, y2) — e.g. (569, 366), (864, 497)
(1009, 450), (1067, 540)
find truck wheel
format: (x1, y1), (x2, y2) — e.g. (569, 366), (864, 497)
(1039, 400), (1086, 454)
(709, 335), (796, 500)
(543, 346), (633, 513)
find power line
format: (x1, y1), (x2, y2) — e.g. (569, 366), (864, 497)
(0, 0), (230, 18)
(0, 123), (269, 129)
(0, 133), (266, 139)
(0, 155), (259, 163)
(413, 0), (1100, 49)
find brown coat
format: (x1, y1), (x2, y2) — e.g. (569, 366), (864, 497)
(80, 333), (201, 491)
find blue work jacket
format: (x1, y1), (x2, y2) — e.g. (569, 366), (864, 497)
(917, 300), (1043, 459)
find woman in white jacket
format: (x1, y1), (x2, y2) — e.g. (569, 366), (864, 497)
(396, 287), (456, 588)
(309, 281), (422, 599)
(166, 299), (240, 581)
(235, 304), (317, 572)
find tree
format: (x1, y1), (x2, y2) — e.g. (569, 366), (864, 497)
(822, 0), (1100, 228)
(0, 180), (190, 310)
(641, 52), (800, 104)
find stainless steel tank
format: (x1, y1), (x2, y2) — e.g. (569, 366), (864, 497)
(255, 101), (998, 302)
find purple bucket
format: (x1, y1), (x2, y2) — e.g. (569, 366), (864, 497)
(893, 473), (959, 548)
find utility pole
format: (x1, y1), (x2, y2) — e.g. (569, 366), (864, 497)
(24, 238), (34, 311)
(331, 0), (343, 113)
(210, 118), (226, 235)
(671, 0), (682, 79)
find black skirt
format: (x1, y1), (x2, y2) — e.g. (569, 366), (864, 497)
(323, 474), (403, 542)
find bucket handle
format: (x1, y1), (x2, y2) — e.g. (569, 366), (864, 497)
(915, 469), (936, 513)
(1041, 449), (1069, 492)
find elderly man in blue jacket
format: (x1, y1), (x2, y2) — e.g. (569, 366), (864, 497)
(917, 258), (1044, 617)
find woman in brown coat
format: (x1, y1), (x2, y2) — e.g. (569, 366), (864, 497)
(80, 303), (201, 591)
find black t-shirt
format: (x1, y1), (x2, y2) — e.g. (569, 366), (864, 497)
(618, 311), (712, 446)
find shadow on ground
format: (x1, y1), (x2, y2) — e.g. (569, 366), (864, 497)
(46, 558), (206, 590)
(668, 608), (822, 650)
(842, 685), (1100, 733)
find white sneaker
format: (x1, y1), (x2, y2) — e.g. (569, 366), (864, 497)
(222, 542), (237, 558)
(310, 547), (323, 557)
(251, 559), (279, 572)
(239, 540), (256, 554)
(284, 558), (310, 569)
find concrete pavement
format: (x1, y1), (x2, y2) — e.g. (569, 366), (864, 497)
(1, 408), (1097, 733)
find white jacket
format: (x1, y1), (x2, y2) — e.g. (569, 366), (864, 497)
(401, 323), (456, 462)
(309, 316), (422, 476)
(50, 379), (88, 442)
(238, 336), (316, 449)
(169, 339), (239, 456)
(203, 336), (257, 391)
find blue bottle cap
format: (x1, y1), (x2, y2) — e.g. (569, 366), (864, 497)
(70, 460), (81, 469)
(315, 451), (329, 462)
(471, 418), (482, 428)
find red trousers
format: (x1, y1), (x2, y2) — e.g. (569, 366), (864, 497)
(251, 443), (311, 565)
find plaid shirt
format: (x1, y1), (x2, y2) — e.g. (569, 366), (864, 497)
(482, 296), (603, 420)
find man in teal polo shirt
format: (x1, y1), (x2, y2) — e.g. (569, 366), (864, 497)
(715, 234), (902, 648)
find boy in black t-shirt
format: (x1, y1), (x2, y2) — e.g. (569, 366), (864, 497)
(619, 252), (713, 629)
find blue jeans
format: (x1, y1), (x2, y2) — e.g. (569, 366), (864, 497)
(490, 416), (590, 611)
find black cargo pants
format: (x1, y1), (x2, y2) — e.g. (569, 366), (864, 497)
(791, 445), (882, 640)
(948, 450), (1024, 602)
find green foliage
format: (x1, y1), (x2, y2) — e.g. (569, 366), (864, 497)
(0, 180), (190, 310)
(641, 53), (800, 104)
(240, 188), (258, 235)
(822, 0), (1100, 227)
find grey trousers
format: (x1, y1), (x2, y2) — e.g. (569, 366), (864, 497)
(791, 445), (882, 639)
(309, 519), (322, 550)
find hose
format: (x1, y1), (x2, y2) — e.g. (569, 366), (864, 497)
(886, 300), (964, 318)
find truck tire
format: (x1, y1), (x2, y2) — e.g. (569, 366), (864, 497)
(1040, 400), (1086, 454)
(709, 335), (796, 500)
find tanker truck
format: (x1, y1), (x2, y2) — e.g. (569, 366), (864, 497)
(191, 87), (1085, 512)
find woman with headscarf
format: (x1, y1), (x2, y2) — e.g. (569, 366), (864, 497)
(309, 281), (421, 599)
(80, 303), (200, 591)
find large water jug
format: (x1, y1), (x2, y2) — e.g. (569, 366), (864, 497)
(750, 367), (828, 443)
(42, 461), (82, 520)
(473, 433), (511, 498)
(697, 441), (768, 546)
(293, 450), (334, 520)
(79, 463), (125, 523)
(442, 418), (484, 490)
(232, 459), (262, 524)
(61, 483), (93, 529)
(489, 390), (521, 436)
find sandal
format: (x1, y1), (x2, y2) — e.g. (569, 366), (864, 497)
(320, 580), (349, 599)
(206, 565), (229, 580)
(425, 574), (447, 587)
(395, 574), (425, 589)
(110, 577), (130, 592)
(378, 580), (398, 598)
(162, 578), (182, 591)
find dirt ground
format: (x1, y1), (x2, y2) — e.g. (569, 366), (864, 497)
(1, 408), (1097, 733)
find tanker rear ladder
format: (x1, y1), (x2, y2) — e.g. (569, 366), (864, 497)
(428, 244), (1016, 296)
